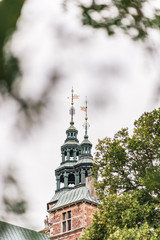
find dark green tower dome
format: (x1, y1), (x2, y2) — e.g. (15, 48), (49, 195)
(65, 122), (78, 142)
(80, 135), (92, 160)
(61, 122), (81, 164)
(55, 120), (81, 192)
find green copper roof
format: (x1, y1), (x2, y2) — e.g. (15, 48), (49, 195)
(67, 125), (77, 131)
(57, 161), (76, 169)
(48, 189), (69, 203)
(0, 221), (49, 240)
(48, 186), (98, 212)
(75, 158), (92, 165)
(81, 139), (92, 145)
(63, 140), (79, 146)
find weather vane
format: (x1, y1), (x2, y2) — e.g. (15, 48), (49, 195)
(69, 87), (79, 124)
(81, 97), (90, 138)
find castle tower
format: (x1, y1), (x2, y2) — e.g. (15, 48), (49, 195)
(47, 90), (98, 240)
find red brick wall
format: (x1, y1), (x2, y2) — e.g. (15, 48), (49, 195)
(85, 203), (97, 227)
(49, 202), (97, 239)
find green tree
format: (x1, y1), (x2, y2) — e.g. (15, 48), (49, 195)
(80, 0), (160, 41)
(93, 108), (160, 198)
(81, 193), (160, 240)
(80, 108), (160, 239)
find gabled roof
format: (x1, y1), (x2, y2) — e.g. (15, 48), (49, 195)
(48, 186), (98, 212)
(0, 221), (49, 240)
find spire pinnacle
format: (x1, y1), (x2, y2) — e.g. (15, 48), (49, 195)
(69, 88), (79, 125)
(81, 97), (90, 139)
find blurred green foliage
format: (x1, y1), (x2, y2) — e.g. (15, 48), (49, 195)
(2, 165), (27, 218)
(81, 0), (160, 40)
(0, 0), (29, 223)
(0, 0), (25, 92)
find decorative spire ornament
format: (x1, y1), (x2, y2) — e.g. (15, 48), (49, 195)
(69, 88), (79, 124)
(81, 97), (90, 139)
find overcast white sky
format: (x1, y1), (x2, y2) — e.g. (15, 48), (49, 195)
(1, 0), (160, 231)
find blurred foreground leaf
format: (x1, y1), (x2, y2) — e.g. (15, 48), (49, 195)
(0, 0), (25, 92)
(1, 165), (27, 221)
(81, 0), (160, 41)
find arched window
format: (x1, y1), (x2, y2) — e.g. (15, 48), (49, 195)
(60, 175), (64, 188)
(70, 149), (73, 160)
(68, 173), (75, 187)
(79, 172), (81, 184)
(76, 151), (79, 160)
(64, 151), (67, 161)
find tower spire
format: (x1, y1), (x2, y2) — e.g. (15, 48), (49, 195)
(70, 88), (75, 124)
(69, 87), (79, 125)
(81, 96), (90, 139)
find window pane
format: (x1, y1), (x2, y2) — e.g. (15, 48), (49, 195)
(63, 221), (66, 232)
(68, 211), (71, 219)
(63, 212), (66, 220)
(68, 220), (71, 231)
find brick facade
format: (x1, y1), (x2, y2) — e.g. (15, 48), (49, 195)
(48, 202), (97, 240)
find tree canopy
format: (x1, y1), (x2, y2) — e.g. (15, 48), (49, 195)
(80, 108), (160, 240)
(80, 0), (160, 41)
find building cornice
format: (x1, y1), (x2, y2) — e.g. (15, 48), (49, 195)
(49, 227), (84, 239)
